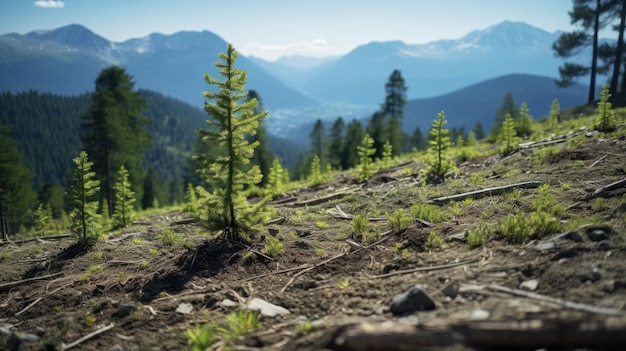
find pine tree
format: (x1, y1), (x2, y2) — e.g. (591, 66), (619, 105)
(473, 122), (486, 140)
(34, 202), (53, 236)
(502, 113), (518, 154)
(382, 70), (407, 155)
(309, 119), (325, 165)
(596, 85), (617, 132)
(549, 98), (560, 132)
(410, 126), (427, 150)
(516, 102), (534, 138)
(342, 119), (365, 169)
(0, 125), (36, 238)
(247, 90), (272, 185)
(357, 133), (376, 182)
(553, 0), (611, 102)
(183, 183), (199, 215)
(112, 166), (136, 229)
(490, 93), (518, 141)
(366, 111), (387, 159)
(381, 140), (393, 169)
(327, 117), (345, 170)
(427, 111), (454, 178)
(456, 134), (465, 148)
(82, 66), (151, 215)
(268, 157), (284, 195)
(309, 155), (323, 186)
(466, 130), (477, 147)
(69, 151), (102, 246)
(194, 44), (270, 241)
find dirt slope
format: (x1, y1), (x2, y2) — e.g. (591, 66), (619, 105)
(1, 132), (626, 351)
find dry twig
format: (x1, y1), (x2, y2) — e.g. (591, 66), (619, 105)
(372, 258), (479, 279)
(62, 323), (114, 350)
(427, 181), (541, 204)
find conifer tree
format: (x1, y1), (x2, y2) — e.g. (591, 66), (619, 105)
(490, 93), (518, 141)
(309, 155), (323, 186)
(357, 133), (376, 182)
(82, 66), (151, 215)
(327, 117), (345, 170)
(112, 165), (136, 229)
(549, 98), (560, 132)
(382, 70), (407, 156)
(456, 134), (465, 148)
(194, 44), (270, 241)
(69, 151), (102, 246)
(427, 111), (454, 178)
(0, 125), (36, 238)
(595, 85), (617, 132)
(516, 102), (534, 138)
(410, 126), (427, 150)
(34, 202), (53, 236)
(309, 119), (325, 164)
(342, 119), (365, 169)
(473, 122), (486, 140)
(466, 130), (477, 147)
(367, 111), (387, 159)
(268, 157), (284, 195)
(381, 140), (393, 169)
(183, 183), (199, 215)
(502, 113), (518, 154)
(247, 90), (272, 185)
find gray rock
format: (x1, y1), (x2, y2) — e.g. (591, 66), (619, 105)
(113, 301), (137, 318)
(175, 303), (193, 315)
(469, 309), (490, 320)
(534, 240), (556, 252)
(585, 225), (612, 241)
(390, 285), (436, 316)
(519, 279), (539, 291)
(247, 297), (290, 317)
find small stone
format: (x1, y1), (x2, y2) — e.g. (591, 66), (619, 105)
(390, 285), (436, 316)
(563, 231), (583, 242)
(175, 303), (193, 315)
(15, 332), (39, 342)
(588, 229), (610, 241)
(519, 279), (539, 291)
(247, 297), (290, 317)
(534, 241), (556, 252)
(220, 299), (238, 308)
(268, 227), (279, 236)
(469, 309), (490, 320)
(113, 301), (137, 318)
(441, 281), (459, 299)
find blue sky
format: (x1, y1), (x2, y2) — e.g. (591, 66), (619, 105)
(1, 0), (577, 60)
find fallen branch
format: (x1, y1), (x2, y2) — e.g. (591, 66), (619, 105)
(289, 192), (351, 207)
(487, 284), (622, 315)
(584, 178), (626, 200)
(14, 297), (42, 316)
(280, 253), (346, 292)
(371, 258), (479, 279)
(0, 272), (63, 292)
(334, 205), (387, 221)
(427, 181), (542, 204)
(589, 154), (607, 168)
(0, 234), (71, 246)
(171, 217), (195, 225)
(62, 323), (114, 350)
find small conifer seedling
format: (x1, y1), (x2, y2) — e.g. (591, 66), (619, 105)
(112, 165), (136, 229)
(194, 44), (271, 242)
(357, 133), (376, 181)
(69, 151), (102, 246)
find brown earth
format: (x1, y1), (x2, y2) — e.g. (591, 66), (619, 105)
(1, 132), (626, 351)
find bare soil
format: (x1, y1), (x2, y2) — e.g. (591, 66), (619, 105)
(2, 133), (626, 351)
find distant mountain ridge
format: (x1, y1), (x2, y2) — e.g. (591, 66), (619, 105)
(0, 24), (319, 110)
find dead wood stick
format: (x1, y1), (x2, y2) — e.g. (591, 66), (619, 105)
(334, 205), (387, 221)
(0, 272), (63, 292)
(586, 178), (626, 200)
(0, 234), (71, 246)
(267, 217), (286, 225)
(15, 297), (43, 316)
(589, 154), (608, 168)
(334, 322), (457, 350)
(372, 259), (479, 279)
(427, 181), (542, 204)
(242, 264), (313, 282)
(171, 217), (195, 225)
(487, 284), (622, 315)
(62, 323), (114, 350)
(289, 192), (351, 207)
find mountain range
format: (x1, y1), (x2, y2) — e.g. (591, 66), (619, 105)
(0, 21), (596, 140)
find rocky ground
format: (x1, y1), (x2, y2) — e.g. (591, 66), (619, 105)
(1, 130), (626, 351)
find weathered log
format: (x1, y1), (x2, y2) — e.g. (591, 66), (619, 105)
(427, 181), (541, 204)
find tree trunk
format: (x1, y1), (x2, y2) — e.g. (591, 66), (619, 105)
(610, 0), (626, 94)
(589, 0), (601, 103)
(0, 187), (7, 240)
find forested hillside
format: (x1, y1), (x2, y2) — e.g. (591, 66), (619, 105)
(0, 90), (206, 202)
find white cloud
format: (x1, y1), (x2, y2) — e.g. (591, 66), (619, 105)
(242, 39), (344, 61)
(34, 1), (65, 8)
